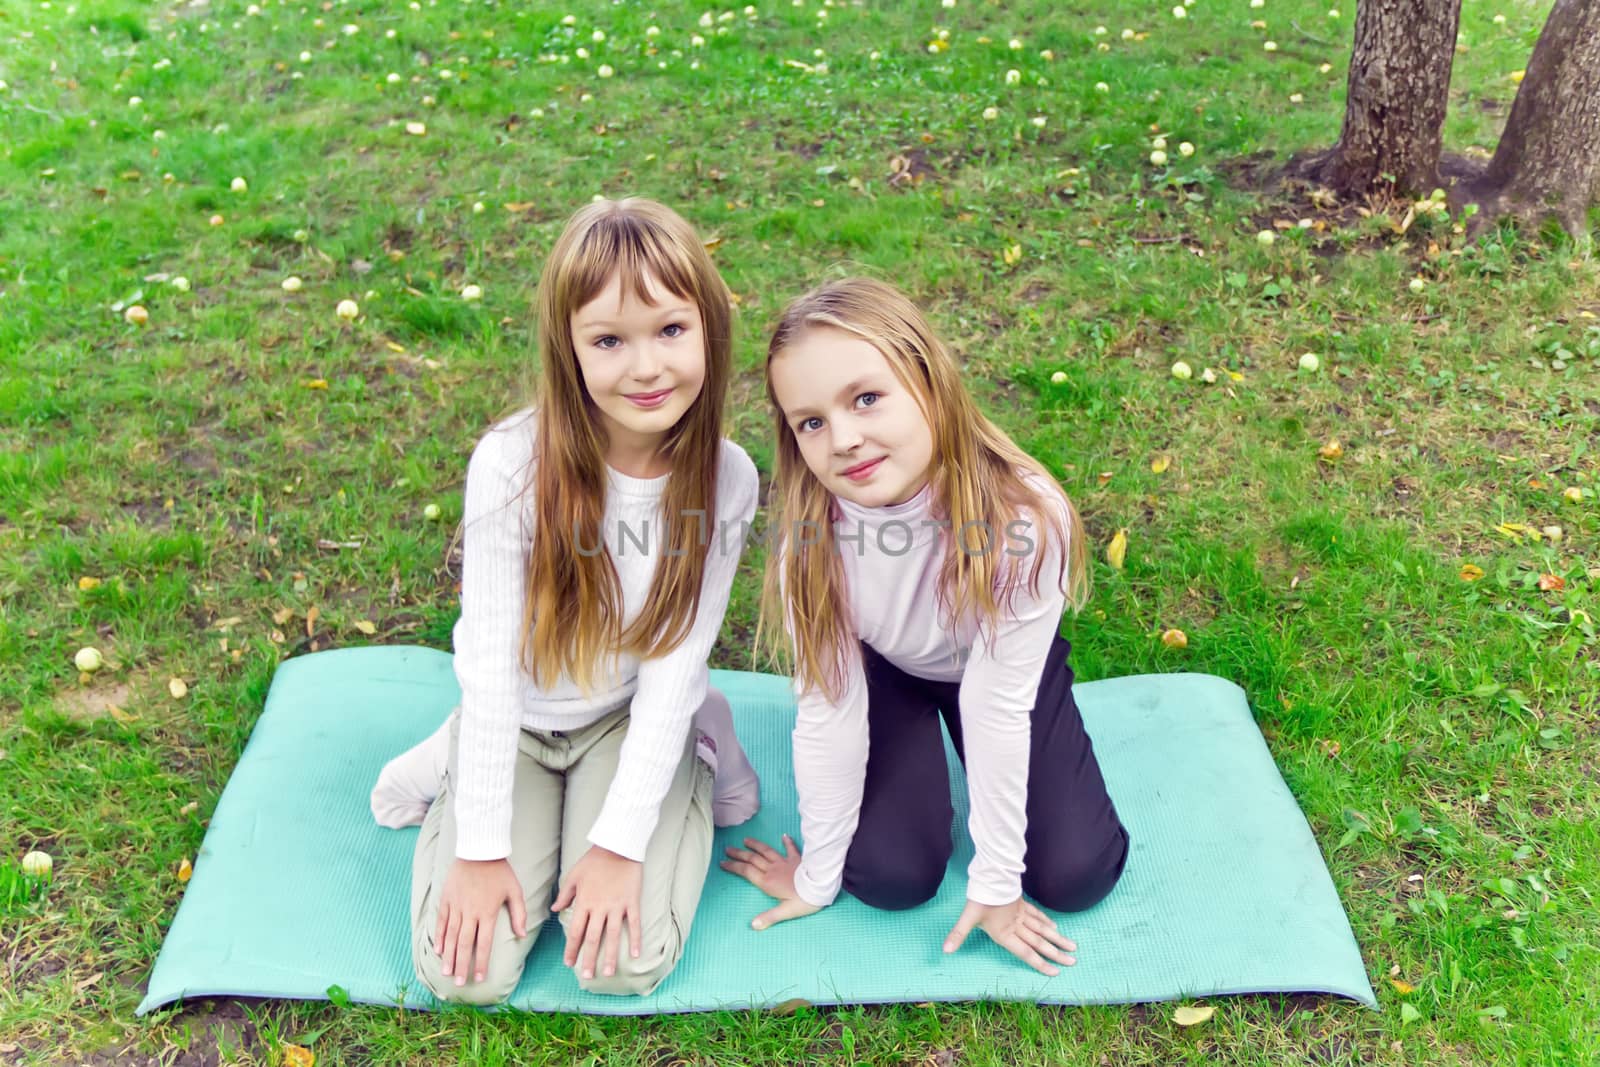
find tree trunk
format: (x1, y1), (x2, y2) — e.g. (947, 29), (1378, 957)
(1297, 0), (1462, 198)
(1456, 0), (1600, 241)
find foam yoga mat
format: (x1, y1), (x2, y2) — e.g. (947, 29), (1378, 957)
(139, 647), (1375, 1014)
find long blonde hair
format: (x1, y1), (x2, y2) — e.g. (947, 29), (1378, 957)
(759, 277), (1089, 701)
(523, 198), (731, 691)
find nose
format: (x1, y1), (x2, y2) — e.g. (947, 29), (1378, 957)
(629, 341), (664, 383)
(830, 417), (863, 455)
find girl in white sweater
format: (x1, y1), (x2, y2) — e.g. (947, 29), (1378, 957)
(723, 278), (1129, 977)
(371, 199), (760, 1003)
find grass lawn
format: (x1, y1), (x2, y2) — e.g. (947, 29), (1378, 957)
(2, 0), (1596, 1062)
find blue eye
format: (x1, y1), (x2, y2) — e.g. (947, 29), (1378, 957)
(595, 335), (621, 350)
(797, 417), (823, 433)
(662, 323), (685, 338)
(856, 392), (881, 408)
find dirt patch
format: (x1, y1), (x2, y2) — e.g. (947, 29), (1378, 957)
(118, 497), (174, 528)
(173, 446), (221, 476)
(1215, 148), (1283, 193)
(1018, 281), (1052, 304)
(888, 146), (943, 188)
(383, 222), (416, 253)
(773, 132), (828, 160)
(53, 678), (136, 723)
(81, 999), (261, 1067)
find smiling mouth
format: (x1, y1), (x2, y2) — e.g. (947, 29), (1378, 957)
(624, 389), (673, 406)
(841, 457), (885, 479)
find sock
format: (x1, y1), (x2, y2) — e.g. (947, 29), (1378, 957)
(370, 714), (452, 829)
(693, 690), (760, 828)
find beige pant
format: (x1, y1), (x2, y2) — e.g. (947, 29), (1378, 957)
(410, 703), (714, 1004)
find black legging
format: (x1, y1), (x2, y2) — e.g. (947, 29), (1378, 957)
(840, 633), (1130, 912)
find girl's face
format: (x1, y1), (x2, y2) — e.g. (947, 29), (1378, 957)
(769, 326), (935, 508)
(571, 270), (707, 474)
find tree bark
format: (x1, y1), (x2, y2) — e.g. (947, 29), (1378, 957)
(1296, 0), (1462, 198)
(1456, 0), (1600, 241)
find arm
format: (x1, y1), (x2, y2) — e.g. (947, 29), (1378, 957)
(450, 423), (536, 861)
(956, 505), (1070, 906)
(584, 447), (760, 860)
(789, 647), (871, 907)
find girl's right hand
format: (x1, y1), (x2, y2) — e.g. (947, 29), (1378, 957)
(435, 858), (528, 987)
(720, 834), (823, 930)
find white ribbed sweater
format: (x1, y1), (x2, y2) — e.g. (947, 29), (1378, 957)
(450, 409), (759, 862)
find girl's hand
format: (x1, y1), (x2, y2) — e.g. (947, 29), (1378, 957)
(435, 858), (528, 987)
(942, 897), (1078, 976)
(721, 834), (822, 929)
(552, 845), (644, 981)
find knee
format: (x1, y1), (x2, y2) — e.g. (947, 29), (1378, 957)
(576, 942), (680, 997)
(416, 960), (520, 1007)
(413, 928), (524, 1007)
(844, 851), (949, 911)
(700, 687), (731, 718)
(1024, 832), (1129, 913)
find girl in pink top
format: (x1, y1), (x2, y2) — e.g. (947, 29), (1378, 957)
(723, 278), (1129, 976)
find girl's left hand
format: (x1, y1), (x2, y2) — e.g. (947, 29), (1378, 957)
(552, 845), (643, 981)
(721, 834), (822, 929)
(942, 897), (1078, 976)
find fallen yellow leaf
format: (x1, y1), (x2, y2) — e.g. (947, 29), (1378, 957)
(306, 605), (320, 637)
(1003, 243), (1022, 265)
(272, 606), (294, 625)
(1459, 563), (1485, 581)
(1318, 439), (1343, 461)
(1150, 455), (1171, 474)
(1161, 628), (1188, 649)
(303, 379), (329, 390)
(1173, 1003), (1215, 1026)
(282, 1043), (315, 1067)
(1537, 573), (1566, 592)
(168, 677), (189, 699)
(107, 704), (139, 725)
(1389, 977), (1416, 994)
(353, 620), (377, 635)
(78, 576), (103, 591)
(177, 857), (193, 883)
(770, 998), (812, 1016)
(1106, 528), (1128, 571)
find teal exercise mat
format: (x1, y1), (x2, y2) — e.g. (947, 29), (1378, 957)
(138, 646), (1376, 1014)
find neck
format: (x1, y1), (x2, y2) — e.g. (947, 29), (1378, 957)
(605, 433), (671, 479)
(886, 476), (929, 507)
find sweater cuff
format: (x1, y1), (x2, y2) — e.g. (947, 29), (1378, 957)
(964, 866), (1023, 908)
(794, 861), (841, 908)
(453, 812), (512, 862)
(586, 801), (657, 863)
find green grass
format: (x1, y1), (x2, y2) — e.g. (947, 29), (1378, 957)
(3, 0), (1597, 1063)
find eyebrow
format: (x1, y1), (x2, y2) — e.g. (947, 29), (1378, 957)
(573, 304), (696, 331)
(783, 376), (885, 419)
